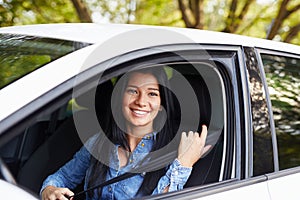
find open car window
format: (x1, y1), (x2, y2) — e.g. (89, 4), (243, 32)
(0, 48), (235, 198)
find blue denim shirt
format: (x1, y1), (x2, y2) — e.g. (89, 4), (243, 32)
(41, 133), (192, 199)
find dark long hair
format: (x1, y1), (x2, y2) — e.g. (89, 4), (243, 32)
(87, 66), (179, 198)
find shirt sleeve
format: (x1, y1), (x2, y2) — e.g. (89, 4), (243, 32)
(152, 158), (192, 194)
(40, 136), (96, 194)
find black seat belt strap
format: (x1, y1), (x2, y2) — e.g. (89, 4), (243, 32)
(68, 151), (177, 199)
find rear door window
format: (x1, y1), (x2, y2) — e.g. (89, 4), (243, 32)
(0, 34), (90, 89)
(261, 53), (300, 170)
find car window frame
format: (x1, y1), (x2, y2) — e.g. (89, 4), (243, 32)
(1, 44), (243, 199)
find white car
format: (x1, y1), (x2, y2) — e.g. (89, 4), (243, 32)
(0, 23), (299, 199)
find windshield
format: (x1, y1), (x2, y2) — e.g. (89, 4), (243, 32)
(0, 34), (90, 89)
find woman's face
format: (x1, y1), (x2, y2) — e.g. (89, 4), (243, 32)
(122, 72), (161, 131)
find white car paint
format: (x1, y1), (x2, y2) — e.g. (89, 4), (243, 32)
(0, 180), (38, 199)
(198, 181), (271, 200)
(267, 170), (300, 200)
(0, 23), (299, 54)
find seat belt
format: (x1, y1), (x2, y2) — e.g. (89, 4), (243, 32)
(67, 128), (220, 199)
(68, 151), (177, 200)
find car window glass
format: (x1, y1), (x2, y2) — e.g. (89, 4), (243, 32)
(261, 54), (300, 170)
(0, 34), (90, 89)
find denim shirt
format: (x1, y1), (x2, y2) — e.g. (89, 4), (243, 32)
(41, 133), (192, 199)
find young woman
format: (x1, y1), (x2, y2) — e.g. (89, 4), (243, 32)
(41, 67), (210, 200)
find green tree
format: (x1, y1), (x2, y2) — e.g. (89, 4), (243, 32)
(266, 0), (300, 43)
(0, 0), (82, 26)
(134, 0), (183, 27)
(176, 0), (300, 44)
(71, 0), (92, 22)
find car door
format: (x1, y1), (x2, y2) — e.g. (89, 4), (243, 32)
(1, 42), (270, 199)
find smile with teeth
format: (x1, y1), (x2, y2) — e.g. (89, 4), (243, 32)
(131, 109), (150, 117)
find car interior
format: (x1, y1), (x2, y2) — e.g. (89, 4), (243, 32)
(0, 61), (227, 197)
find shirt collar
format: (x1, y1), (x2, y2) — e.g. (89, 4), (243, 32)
(142, 131), (158, 140)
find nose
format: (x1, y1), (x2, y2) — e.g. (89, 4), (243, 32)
(135, 92), (147, 107)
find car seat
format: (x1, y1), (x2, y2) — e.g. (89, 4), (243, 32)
(16, 80), (113, 194)
(169, 67), (224, 187)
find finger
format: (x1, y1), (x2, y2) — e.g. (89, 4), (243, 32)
(181, 132), (187, 139)
(53, 188), (73, 200)
(57, 193), (70, 200)
(53, 192), (67, 200)
(188, 131), (194, 137)
(61, 188), (74, 197)
(48, 192), (63, 200)
(200, 125), (208, 140)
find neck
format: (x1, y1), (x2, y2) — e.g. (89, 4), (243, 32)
(126, 125), (153, 151)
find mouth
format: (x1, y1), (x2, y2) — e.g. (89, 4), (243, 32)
(131, 109), (150, 117)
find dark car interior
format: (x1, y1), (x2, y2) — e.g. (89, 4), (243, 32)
(0, 63), (226, 197)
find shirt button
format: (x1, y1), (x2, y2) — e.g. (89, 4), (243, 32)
(174, 170), (178, 175)
(130, 159), (133, 163)
(108, 186), (112, 192)
(141, 143), (145, 147)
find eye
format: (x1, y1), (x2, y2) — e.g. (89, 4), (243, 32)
(149, 92), (159, 97)
(126, 88), (138, 95)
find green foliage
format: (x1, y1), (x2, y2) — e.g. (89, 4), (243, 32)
(0, 54), (50, 88)
(203, 0), (227, 30)
(82, 0), (139, 23)
(0, 0), (79, 26)
(134, 0), (184, 27)
(0, 34), (85, 89)
(263, 54), (300, 170)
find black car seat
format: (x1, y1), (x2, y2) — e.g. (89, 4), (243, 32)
(169, 67), (224, 187)
(17, 80), (113, 194)
(0, 120), (49, 177)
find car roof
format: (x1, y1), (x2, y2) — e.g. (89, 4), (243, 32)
(0, 23), (299, 55)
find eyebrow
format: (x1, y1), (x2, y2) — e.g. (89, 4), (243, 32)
(148, 88), (160, 91)
(127, 85), (159, 91)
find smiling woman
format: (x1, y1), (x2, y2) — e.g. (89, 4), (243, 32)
(121, 72), (162, 135)
(40, 66), (210, 200)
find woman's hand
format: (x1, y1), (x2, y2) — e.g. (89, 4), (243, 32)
(177, 125), (211, 167)
(41, 185), (74, 200)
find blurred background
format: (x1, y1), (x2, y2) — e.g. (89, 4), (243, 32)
(0, 0), (299, 45)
